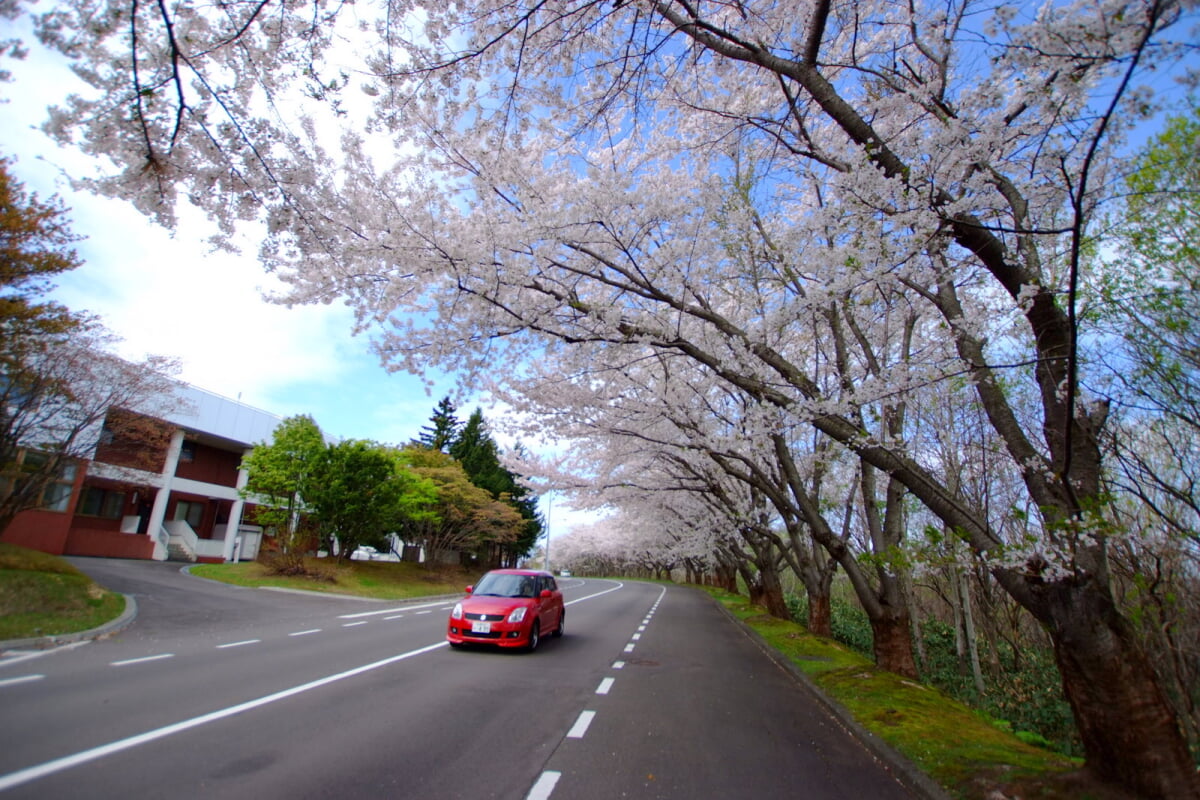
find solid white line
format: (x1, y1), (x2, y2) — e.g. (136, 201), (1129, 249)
(596, 678), (614, 695)
(566, 710), (596, 739)
(564, 581), (625, 606)
(110, 654), (174, 667)
(216, 639), (260, 649)
(623, 644), (635, 653)
(289, 629), (321, 637)
(0, 674), (44, 688)
(338, 599), (457, 619)
(612, 661), (625, 670)
(0, 641), (448, 793)
(342, 621), (368, 628)
(526, 770), (561, 800)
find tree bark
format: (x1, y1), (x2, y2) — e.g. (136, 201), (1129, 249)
(871, 610), (919, 680)
(807, 590), (832, 637)
(1047, 587), (1199, 798)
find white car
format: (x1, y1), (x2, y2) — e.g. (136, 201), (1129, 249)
(350, 546), (378, 561)
(559, 570), (572, 578)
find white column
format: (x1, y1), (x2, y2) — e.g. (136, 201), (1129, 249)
(146, 429), (185, 561)
(222, 449), (252, 562)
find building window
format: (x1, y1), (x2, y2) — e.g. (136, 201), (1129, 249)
(179, 440), (196, 463)
(0, 450), (77, 513)
(174, 500), (205, 528)
(79, 486), (126, 519)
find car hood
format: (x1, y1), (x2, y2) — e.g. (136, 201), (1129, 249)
(461, 595), (533, 614)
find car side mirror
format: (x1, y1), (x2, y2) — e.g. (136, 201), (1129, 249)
(465, 585), (473, 594)
(540, 589), (553, 599)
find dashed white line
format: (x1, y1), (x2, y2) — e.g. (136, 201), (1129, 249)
(612, 661), (625, 670)
(566, 710), (596, 739)
(623, 643), (635, 653)
(289, 629), (321, 637)
(338, 599), (455, 619)
(596, 678), (614, 695)
(631, 633), (641, 641)
(637, 625), (646, 631)
(342, 621), (368, 628)
(414, 611), (432, 616)
(526, 770), (561, 800)
(110, 654), (174, 667)
(383, 615), (405, 620)
(216, 639), (260, 649)
(0, 674), (44, 688)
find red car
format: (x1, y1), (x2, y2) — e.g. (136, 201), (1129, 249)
(447, 569), (565, 651)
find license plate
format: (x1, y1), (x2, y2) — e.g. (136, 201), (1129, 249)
(471, 621), (492, 634)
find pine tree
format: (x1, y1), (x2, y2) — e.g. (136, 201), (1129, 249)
(417, 396), (461, 453)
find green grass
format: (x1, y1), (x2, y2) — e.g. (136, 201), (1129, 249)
(700, 586), (1101, 800)
(190, 558), (476, 600)
(0, 543), (126, 640)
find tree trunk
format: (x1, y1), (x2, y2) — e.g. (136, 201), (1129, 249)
(756, 558), (790, 620)
(807, 588), (832, 637)
(871, 612), (919, 680)
(1047, 593), (1200, 798)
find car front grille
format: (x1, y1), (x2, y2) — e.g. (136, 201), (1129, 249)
(465, 613), (505, 622)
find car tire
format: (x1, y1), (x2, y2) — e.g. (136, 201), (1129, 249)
(552, 609), (564, 638)
(527, 621), (541, 652)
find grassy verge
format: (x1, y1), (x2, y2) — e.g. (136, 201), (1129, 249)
(0, 543), (126, 640)
(189, 558), (477, 600)
(698, 587), (1129, 800)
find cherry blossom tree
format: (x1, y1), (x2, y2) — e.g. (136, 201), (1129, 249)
(12, 0), (1200, 792)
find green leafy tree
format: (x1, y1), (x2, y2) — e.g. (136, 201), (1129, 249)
(306, 439), (428, 562)
(393, 445), (522, 567)
(240, 415), (325, 568)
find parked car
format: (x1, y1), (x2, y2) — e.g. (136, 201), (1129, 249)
(447, 569), (564, 652)
(559, 570), (572, 578)
(350, 546), (378, 561)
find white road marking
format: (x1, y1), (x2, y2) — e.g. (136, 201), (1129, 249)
(342, 621), (368, 628)
(526, 770), (561, 800)
(383, 615), (405, 620)
(631, 633), (641, 641)
(623, 643), (635, 653)
(596, 678), (614, 695)
(0, 641), (448, 793)
(638, 625), (646, 631)
(110, 654), (174, 667)
(564, 582), (624, 606)
(216, 639), (260, 649)
(0, 674), (44, 688)
(289, 629), (321, 637)
(567, 710), (596, 739)
(612, 661), (625, 670)
(414, 611), (432, 615)
(338, 600), (457, 619)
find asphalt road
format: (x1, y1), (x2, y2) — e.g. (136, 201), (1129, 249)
(0, 559), (917, 799)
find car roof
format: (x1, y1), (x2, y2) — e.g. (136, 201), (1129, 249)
(486, 568), (552, 577)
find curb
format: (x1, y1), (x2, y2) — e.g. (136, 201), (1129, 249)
(708, 592), (953, 800)
(0, 593), (138, 653)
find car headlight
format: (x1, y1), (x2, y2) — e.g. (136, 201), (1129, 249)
(451, 603), (463, 620)
(507, 606), (527, 623)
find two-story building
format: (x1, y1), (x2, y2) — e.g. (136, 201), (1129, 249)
(2, 384), (281, 563)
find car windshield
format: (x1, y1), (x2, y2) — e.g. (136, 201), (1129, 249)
(472, 573), (537, 598)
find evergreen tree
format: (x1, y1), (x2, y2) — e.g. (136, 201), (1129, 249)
(417, 396), (461, 452)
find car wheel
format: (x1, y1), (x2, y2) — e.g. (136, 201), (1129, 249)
(527, 621), (541, 652)
(552, 609), (564, 638)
